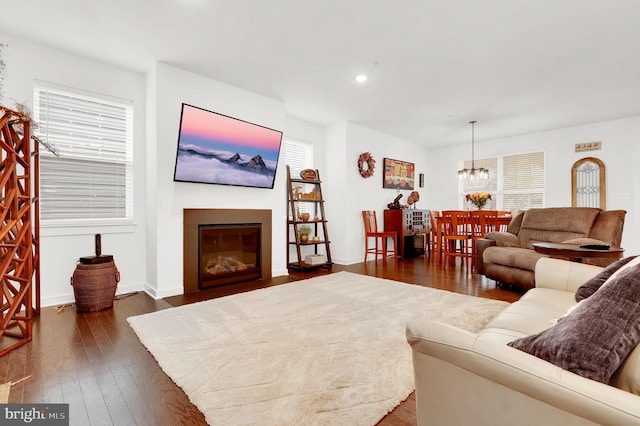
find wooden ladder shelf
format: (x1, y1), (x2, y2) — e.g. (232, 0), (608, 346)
(286, 166), (332, 271)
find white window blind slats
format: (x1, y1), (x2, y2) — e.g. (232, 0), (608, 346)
(34, 83), (133, 222)
(39, 157), (129, 220)
(35, 88), (131, 164)
(284, 138), (313, 178)
(284, 139), (314, 215)
(502, 193), (545, 213)
(503, 152), (545, 211)
(503, 152), (545, 190)
(458, 151), (544, 212)
(40, 103), (127, 131)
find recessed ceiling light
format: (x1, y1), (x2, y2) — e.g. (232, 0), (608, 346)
(355, 74), (368, 83)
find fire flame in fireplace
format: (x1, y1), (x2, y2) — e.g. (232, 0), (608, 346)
(205, 256), (255, 275)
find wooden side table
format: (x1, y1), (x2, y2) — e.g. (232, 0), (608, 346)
(532, 242), (624, 266)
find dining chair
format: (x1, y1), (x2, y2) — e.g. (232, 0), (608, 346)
(495, 213), (513, 232)
(362, 211), (398, 263)
(441, 210), (472, 268)
(469, 210), (499, 269)
(428, 210), (440, 258)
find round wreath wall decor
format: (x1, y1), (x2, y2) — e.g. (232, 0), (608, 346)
(358, 152), (376, 178)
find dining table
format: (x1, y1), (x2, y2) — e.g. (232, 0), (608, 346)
(433, 211), (512, 264)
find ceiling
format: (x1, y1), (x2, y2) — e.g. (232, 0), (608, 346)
(2, 0), (640, 147)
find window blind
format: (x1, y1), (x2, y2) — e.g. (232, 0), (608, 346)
(284, 138), (314, 215)
(458, 152), (545, 212)
(283, 138), (314, 177)
(502, 151), (545, 212)
(34, 83), (133, 221)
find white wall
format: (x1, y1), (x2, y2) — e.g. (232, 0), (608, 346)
(284, 116), (327, 175)
(146, 63), (288, 298)
(1, 32), (147, 307)
(323, 122), (430, 264)
(427, 116), (640, 255)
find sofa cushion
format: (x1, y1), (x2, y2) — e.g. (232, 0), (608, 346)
(589, 209), (627, 247)
(519, 286), (582, 311)
(484, 231), (520, 247)
(483, 263), (536, 290)
(561, 237), (609, 246)
(506, 210), (525, 234)
(517, 207), (601, 249)
(575, 256), (639, 302)
(520, 207), (601, 234)
(479, 288), (576, 345)
(483, 246), (545, 272)
(610, 343), (640, 395)
(508, 263), (640, 383)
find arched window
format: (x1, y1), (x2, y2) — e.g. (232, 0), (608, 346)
(572, 157), (605, 209)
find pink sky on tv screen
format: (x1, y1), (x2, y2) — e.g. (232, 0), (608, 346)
(179, 104), (281, 157)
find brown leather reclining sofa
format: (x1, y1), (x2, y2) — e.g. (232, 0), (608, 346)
(476, 207), (626, 290)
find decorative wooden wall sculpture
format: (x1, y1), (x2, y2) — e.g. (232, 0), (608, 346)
(0, 105), (40, 356)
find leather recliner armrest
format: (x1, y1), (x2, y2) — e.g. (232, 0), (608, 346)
(475, 238), (496, 275)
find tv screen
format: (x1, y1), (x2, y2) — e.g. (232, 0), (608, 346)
(173, 103), (283, 189)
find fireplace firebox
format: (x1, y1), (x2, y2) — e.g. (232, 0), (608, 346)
(183, 209), (272, 294)
(199, 224), (261, 288)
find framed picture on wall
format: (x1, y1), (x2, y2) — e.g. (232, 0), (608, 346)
(383, 158), (415, 189)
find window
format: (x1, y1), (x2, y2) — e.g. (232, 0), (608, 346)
(33, 82), (133, 224)
(572, 157), (605, 209)
(283, 138), (314, 177)
(502, 152), (545, 211)
(284, 138), (314, 215)
(459, 151), (544, 212)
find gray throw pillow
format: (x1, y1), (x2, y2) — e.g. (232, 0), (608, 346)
(508, 263), (640, 383)
(575, 256), (638, 302)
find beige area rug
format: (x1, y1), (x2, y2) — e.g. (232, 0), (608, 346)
(128, 271), (508, 425)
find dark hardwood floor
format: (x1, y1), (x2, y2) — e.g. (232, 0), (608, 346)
(0, 256), (522, 425)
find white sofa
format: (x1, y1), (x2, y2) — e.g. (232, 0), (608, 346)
(406, 257), (640, 425)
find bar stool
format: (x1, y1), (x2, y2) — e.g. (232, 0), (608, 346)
(362, 210), (398, 262)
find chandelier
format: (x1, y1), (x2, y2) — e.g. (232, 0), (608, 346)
(458, 120), (488, 180)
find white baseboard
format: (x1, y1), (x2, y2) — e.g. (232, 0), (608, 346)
(40, 281), (147, 309)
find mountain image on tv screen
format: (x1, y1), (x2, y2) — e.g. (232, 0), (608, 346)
(173, 103), (283, 189)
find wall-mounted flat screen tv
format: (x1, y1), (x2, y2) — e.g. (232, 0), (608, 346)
(173, 103), (283, 189)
